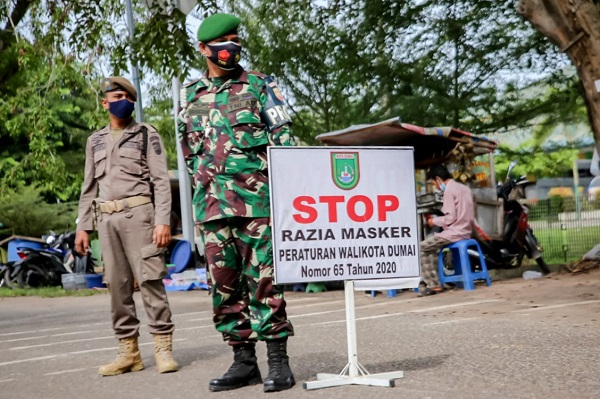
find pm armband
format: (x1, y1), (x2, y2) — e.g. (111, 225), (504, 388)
(260, 76), (292, 130)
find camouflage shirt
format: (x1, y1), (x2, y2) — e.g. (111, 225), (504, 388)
(178, 67), (294, 223)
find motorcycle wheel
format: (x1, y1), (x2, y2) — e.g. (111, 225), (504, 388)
(535, 257), (551, 275)
(17, 264), (50, 288)
(3, 267), (20, 289)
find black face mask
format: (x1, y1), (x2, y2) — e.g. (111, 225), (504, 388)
(205, 41), (242, 71)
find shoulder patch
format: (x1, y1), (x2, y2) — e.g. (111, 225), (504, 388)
(150, 136), (162, 155)
(261, 76), (292, 130)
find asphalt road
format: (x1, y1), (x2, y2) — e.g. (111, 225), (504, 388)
(1, 269), (600, 399)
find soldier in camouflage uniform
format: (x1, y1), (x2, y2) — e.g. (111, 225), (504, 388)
(177, 13), (295, 393)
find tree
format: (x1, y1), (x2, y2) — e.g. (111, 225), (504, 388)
(0, 0), (211, 200)
(0, 41), (106, 200)
(234, 0), (584, 143)
(519, 0), (600, 154)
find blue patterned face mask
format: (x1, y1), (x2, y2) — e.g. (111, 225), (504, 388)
(440, 183), (446, 192)
(108, 99), (135, 119)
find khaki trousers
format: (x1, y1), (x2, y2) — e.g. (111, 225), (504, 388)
(97, 203), (174, 339)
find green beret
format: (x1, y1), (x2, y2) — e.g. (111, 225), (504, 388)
(101, 76), (138, 102)
(197, 13), (241, 42)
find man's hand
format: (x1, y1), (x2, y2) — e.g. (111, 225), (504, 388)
(427, 217), (435, 228)
(74, 230), (90, 255)
(153, 224), (171, 248)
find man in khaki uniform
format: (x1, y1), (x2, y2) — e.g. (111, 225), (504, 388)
(75, 76), (178, 376)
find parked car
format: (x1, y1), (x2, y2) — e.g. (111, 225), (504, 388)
(588, 176), (600, 201)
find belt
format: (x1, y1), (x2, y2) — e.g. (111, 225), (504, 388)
(98, 196), (152, 214)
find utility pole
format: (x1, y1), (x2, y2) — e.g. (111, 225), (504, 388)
(125, 0), (145, 122)
(172, 78), (195, 246)
(137, 0), (197, 247)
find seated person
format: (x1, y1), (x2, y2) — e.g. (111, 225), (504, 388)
(419, 164), (474, 296)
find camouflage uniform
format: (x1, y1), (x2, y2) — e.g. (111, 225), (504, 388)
(178, 66), (294, 345)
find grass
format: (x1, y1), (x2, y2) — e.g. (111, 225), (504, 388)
(535, 225), (600, 265)
(0, 286), (108, 298)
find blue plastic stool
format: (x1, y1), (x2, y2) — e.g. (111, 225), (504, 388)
(292, 283), (306, 292)
(438, 239), (491, 291)
(369, 290), (397, 297)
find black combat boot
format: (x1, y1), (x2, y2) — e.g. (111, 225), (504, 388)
(263, 338), (295, 392)
(208, 343), (262, 391)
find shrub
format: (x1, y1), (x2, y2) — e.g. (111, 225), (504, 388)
(0, 185), (78, 238)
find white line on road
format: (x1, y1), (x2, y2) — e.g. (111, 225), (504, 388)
(0, 327), (64, 337)
(177, 324), (214, 332)
(0, 379), (15, 384)
(0, 355), (58, 367)
(0, 322), (107, 338)
(301, 299), (501, 326)
(10, 336), (113, 350)
(290, 298), (416, 318)
(172, 311), (211, 318)
(290, 299), (346, 308)
(308, 312), (405, 326)
(44, 368), (88, 376)
(0, 339), (189, 367)
(0, 335), (50, 344)
(0, 329), (113, 345)
(512, 299), (600, 312)
(285, 297), (322, 304)
(186, 316), (213, 322)
(0, 330), (99, 344)
(424, 317), (479, 326)
(407, 299), (502, 313)
(186, 299), (349, 322)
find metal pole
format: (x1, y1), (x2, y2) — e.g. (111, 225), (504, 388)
(344, 280), (359, 377)
(125, 0), (144, 122)
(573, 159), (581, 220)
(172, 78), (194, 245)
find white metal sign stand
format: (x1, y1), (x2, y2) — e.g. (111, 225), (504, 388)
(303, 280), (404, 390)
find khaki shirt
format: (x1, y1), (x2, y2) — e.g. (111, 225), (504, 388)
(77, 120), (171, 231)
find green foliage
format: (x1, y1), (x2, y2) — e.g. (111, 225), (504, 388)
(232, 0), (582, 143)
(0, 38), (106, 201)
(0, 186), (78, 237)
(494, 146), (578, 180)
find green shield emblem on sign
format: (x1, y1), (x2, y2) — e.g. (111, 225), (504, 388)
(331, 152), (360, 190)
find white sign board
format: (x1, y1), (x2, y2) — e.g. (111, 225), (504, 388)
(268, 147), (420, 285)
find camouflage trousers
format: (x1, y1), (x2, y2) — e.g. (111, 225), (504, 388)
(200, 217), (294, 346)
(420, 234), (451, 289)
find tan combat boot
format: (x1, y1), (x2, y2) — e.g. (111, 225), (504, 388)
(98, 337), (144, 376)
(153, 333), (179, 373)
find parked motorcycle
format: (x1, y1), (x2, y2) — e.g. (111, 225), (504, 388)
(471, 161), (551, 274)
(0, 261), (16, 288)
(12, 231), (96, 288)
